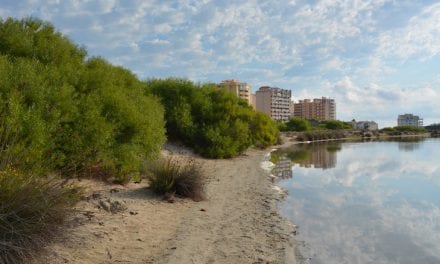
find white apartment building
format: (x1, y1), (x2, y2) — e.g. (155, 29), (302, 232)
(217, 79), (252, 106)
(352, 120), (379, 131)
(397, 114), (423, 127)
(255, 86), (292, 121)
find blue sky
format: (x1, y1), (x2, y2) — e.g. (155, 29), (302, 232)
(1, 0), (440, 127)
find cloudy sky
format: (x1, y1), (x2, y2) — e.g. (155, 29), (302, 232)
(1, 0), (440, 127)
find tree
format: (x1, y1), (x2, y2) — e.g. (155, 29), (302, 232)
(285, 117), (311, 131)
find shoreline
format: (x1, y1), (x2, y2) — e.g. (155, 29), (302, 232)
(35, 144), (298, 264)
(280, 132), (431, 145)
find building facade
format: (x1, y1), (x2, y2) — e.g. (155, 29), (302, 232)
(351, 120), (379, 131)
(217, 79), (252, 105)
(255, 86), (292, 121)
(397, 114), (423, 127)
(293, 97), (336, 120)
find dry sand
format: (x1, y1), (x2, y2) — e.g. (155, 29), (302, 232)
(35, 145), (297, 264)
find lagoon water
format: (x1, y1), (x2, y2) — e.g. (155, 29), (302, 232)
(274, 138), (440, 264)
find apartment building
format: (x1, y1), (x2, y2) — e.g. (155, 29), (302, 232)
(255, 86), (292, 121)
(293, 97), (336, 120)
(217, 79), (252, 105)
(397, 114), (423, 127)
(351, 120), (379, 131)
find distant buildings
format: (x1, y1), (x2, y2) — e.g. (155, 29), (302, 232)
(217, 79), (340, 123)
(217, 79), (252, 106)
(293, 97), (336, 120)
(351, 120), (378, 131)
(255, 86), (292, 121)
(397, 114), (423, 127)
(272, 156), (293, 179)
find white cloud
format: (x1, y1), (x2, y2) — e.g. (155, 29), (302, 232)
(1, 0), (439, 124)
(321, 57), (345, 71)
(154, 23), (172, 33)
(375, 3), (440, 61)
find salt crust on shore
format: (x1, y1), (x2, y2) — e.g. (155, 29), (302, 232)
(35, 144), (297, 264)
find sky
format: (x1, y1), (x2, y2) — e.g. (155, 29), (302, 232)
(1, 0), (440, 127)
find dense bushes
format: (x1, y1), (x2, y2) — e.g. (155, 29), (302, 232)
(0, 17), (165, 182)
(0, 168), (81, 263)
(282, 117), (311, 131)
(425, 123), (440, 131)
(147, 78), (279, 158)
(318, 120), (352, 130)
(296, 130), (347, 141)
(0, 17), (167, 262)
(281, 117), (351, 132)
(380, 126), (427, 135)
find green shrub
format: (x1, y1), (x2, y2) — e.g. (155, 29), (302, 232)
(0, 18), (166, 182)
(318, 120), (352, 130)
(146, 158), (205, 201)
(285, 117), (311, 131)
(296, 130), (346, 141)
(0, 168), (81, 263)
(147, 78), (278, 158)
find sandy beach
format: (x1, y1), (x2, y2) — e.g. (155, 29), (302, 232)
(35, 144), (297, 264)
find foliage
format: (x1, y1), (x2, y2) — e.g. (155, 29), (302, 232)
(0, 168), (81, 263)
(296, 130), (346, 141)
(380, 127), (396, 133)
(281, 118), (350, 132)
(147, 78), (279, 158)
(380, 126), (427, 135)
(394, 126), (427, 133)
(425, 123), (440, 131)
(271, 145), (311, 164)
(146, 158), (205, 201)
(0, 17), (166, 182)
(318, 120), (352, 130)
(284, 117), (311, 131)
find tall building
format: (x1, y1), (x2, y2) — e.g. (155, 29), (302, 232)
(217, 79), (251, 105)
(397, 114), (423, 127)
(255, 86), (292, 121)
(351, 120), (379, 131)
(293, 97), (336, 120)
(250, 93), (256, 110)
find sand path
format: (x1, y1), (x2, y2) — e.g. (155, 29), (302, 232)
(36, 147), (296, 264)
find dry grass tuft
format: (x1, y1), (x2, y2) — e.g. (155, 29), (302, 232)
(0, 168), (81, 263)
(146, 158), (205, 201)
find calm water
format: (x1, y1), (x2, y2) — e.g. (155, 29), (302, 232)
(273, 138), (440, 264)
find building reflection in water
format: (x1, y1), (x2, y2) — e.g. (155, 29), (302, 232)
(273, 142), (342, 172)
(396, 138), (425, 152)
(273, 156), (293, 179)
(298, 143), (338, 169)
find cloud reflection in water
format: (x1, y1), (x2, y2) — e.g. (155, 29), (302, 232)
(277, 139), (440, 264)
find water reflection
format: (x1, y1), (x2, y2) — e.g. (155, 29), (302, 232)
(272, 156), (293, 179)
(276, 139), (440, 264)
(396, 137), (425, 152)
(273, 142), (341, 170)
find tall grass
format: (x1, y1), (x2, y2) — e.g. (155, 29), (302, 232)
(0, 168), (81, 263)
(146, 158), (205, 201)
